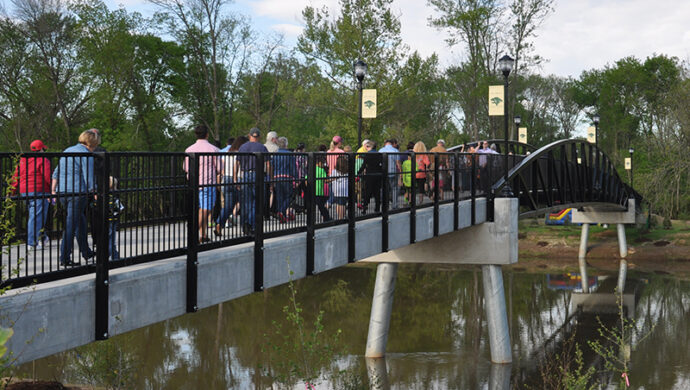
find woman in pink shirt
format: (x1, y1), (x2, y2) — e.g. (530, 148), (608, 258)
(184, 125), (220, 242)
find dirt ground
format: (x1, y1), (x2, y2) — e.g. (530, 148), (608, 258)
(512, 222), (690, 278)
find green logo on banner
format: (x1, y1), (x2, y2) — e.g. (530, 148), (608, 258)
(588, 132), (594, 138)
(364, 100), (375, 109)
(491, 97), (503, 106)
(520, 133), (525, 139)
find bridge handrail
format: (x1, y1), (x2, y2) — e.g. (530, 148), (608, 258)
(447, 140), (537, 154)
(490, 139), (642, 217)
(0, 150), (502, 291)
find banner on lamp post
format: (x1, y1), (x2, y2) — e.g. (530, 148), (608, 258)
(361, 89), (377, 118)
(625, 158), (631, 170)
(488, 85), (504, 116)
(586, 126), (596, 144)
(518, 127), (527, 143)
(577, 157), (582, 164)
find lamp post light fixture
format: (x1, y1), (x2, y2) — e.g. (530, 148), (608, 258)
(354, 60), (367, 148)
(513, 115), (521, 155)
(593, 113), (600, 149)
(498, 54), (515, 197)
(628, 146), (634, 189)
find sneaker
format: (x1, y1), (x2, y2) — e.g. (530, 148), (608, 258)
(277, 212), (287, 224)
(287, 211), (296, 221)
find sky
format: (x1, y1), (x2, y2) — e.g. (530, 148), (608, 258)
(102, 0), (690, 78)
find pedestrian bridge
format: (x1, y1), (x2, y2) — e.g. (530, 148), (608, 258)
(0, 139), (642, 365)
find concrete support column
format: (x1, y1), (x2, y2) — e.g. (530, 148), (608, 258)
(616, 223), (627, 258)
(365, 357), (390, 390)
(578, 223), (590, 293)
(482, 265), (512, 363)
(365, 263), (398, 358)
(489, 363), (513, 390)
(617, 260), (628, 293)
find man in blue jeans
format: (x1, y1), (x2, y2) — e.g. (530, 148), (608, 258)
(378, 139), (402, 209)
(51, 130), (100, 266)
(272, 137), (296, 223)
(237, 128), (269, 235)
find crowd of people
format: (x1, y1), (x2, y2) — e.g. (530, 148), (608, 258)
(9, 125), (504, 265)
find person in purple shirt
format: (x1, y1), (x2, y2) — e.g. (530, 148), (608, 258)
(184, 124), (221, 243)
(237, 127), (269, 235)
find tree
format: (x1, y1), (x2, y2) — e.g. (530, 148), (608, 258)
(150, 0), (253, 143)
(508, 0), (554, 76)
(429, 0), (554, 141)
(429, 0), (504, 140)
(6, 0), (92, 148)
(297, 0), (410, 143)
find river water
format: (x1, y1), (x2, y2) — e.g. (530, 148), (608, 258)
(14, 264), (690, 389)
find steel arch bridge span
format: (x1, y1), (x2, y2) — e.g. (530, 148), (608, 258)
(490, 139), (643, 218)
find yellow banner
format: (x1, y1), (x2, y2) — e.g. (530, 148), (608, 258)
(625, 157), (631, 170)
(362, 89), (377, 118)
(577, 157), (582, 164)
(586, 126), (596, 143)
(488, 85), (504, 116)
(518, 127), (527, 143)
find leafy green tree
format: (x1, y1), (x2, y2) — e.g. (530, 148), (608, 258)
(298, 0), (411, 144)
(150, 0), (253, 144)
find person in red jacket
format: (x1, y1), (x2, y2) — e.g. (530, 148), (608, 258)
(11, 140), (52, 249)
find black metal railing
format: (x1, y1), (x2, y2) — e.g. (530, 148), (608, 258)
(0, 143), (642, 340)
(0, 150), (499, 290)
(490, 140), (641, 217)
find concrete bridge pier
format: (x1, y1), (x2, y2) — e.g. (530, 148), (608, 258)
(578, 223), (590, 293)
(572, 199), (638, 295)
(361, 197), (517, 363)
(483, 265), (512, 363)
(365, 357), (390, 389)
(617, 223), (628, 258)
(489, 363), (513, 390)
(365, 263), (398, 358)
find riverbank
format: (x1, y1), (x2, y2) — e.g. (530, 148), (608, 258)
(512, 219), (690, 278)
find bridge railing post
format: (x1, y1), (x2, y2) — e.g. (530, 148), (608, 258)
(186, 153), (199, 312)
(347, 153), (356, 262)
(95, 152), (110, 340)
(433, 153), (439, 237)
(306, 153), (315, 275)
(409, 152), (416, 244)
(254, 153), (264, 291)
(471, 153), (476, 225)
(453, 152), (459, 230)
(381, 153), (389, 252)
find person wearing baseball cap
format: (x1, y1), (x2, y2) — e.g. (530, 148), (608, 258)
(30, 139), (47, 151)
(10, 139), (51, 250)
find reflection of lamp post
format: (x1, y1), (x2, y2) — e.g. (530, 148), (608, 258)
(593, 114), (600, 149)
(628, 147), (634, 189)
(354, 60), (367, 148)
(498, 54), (515, 197)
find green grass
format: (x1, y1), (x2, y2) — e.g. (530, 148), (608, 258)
(518, 220), (689, 245)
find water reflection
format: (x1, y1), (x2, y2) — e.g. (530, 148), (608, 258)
(14, 266), (690, 389)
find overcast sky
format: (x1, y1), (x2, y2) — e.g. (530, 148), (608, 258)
(107, 0), (690, 78)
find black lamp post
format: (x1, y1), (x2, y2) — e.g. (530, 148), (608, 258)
(354, 60), (367, 148)
(593, 114), (600, 149)
(628, 147), (634, 189)
(498, 54), (515, 197)
(514, 115), (521, 140)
